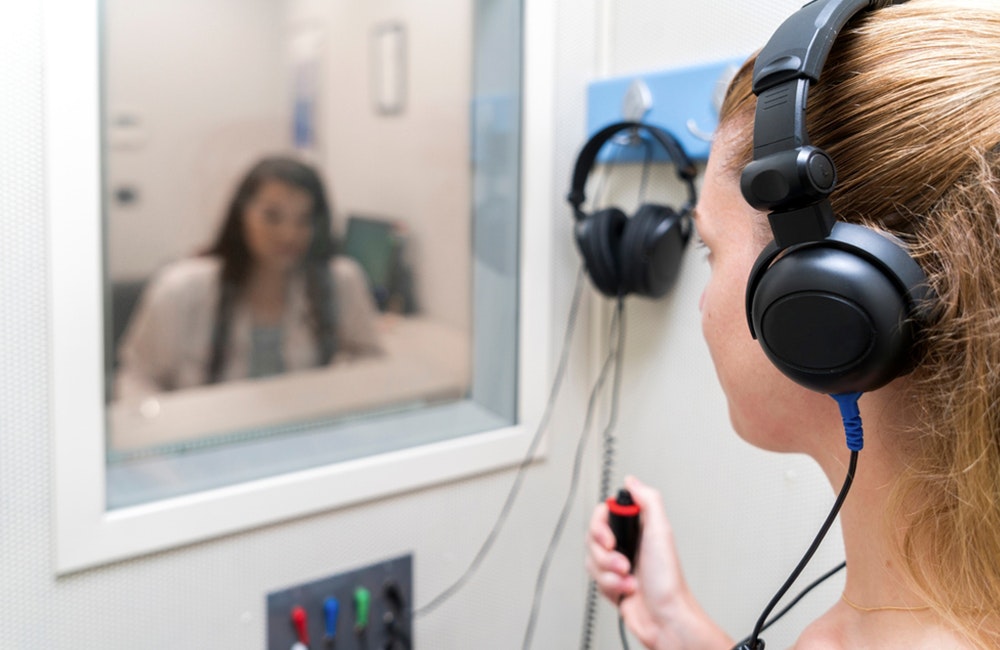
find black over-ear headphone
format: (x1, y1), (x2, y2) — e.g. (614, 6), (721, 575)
(568, 121), (698, 299)
(741, 0), (932, 395)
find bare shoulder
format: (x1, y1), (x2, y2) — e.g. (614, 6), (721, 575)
(791, 611), (975, 649)
(789, 615), (844, 650)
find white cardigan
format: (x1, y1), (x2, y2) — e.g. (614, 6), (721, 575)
(113, 255), (382, 401)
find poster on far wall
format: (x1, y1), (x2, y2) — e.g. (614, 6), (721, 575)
(289, 28), (325, 160)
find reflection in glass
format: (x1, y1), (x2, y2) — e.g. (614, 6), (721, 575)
(100, 0), (520, 506)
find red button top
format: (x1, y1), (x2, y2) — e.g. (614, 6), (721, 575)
(606, 496), (639, 517)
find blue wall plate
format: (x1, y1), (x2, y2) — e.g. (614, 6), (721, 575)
(586, 56), (747, 163)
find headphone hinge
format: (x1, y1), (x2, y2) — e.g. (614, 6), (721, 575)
(768, 203), (835, 249)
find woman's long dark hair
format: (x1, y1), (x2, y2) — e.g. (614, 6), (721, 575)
(203, 156), (338, 383)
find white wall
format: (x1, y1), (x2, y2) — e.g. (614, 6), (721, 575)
(300, 0), (473, 331)
(0, 0), (849, 648)
(103, 0), (289, 279)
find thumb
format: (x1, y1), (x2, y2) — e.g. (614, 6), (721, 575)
(623, 475), (672, 538)
(622, 475), (688, 596)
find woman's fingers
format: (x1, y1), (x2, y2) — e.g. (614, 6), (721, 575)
(624, 475), (671, 537)
(588, 501), (615, 549)
(586, 553), (637, 600)
(587, 502), (637, 601)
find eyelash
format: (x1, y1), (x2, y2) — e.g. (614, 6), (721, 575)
(694, 233), (712, 264)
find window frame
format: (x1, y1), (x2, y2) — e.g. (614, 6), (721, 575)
(46, 0), (556, 574)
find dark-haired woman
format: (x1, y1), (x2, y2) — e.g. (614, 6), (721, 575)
(114, 156), (381, 400)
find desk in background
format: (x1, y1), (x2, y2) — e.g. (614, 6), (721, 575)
(108, 316), (470, 453)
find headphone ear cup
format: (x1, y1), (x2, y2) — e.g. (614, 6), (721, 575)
(575, 207), (627, 297)
(749, 240), (918, 395)
(620, 204), (688, 298)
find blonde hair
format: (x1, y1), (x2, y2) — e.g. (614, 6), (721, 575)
(719, 1), (1000, 647)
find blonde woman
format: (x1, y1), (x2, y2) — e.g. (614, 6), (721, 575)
(586, 1), (1000, 648)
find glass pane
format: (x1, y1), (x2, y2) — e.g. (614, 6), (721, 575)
(101, 0), (521, 507)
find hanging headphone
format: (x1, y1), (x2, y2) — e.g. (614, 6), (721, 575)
(567, 121), (698, 299)
(741, 0), (932, 396)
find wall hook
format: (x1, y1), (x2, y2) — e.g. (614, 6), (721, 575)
(612, 78), (653, 146)
(686, 118), (715, 143)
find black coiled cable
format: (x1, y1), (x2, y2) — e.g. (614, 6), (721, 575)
(579, 129), (654, 650)
(579, 296), (626, 650)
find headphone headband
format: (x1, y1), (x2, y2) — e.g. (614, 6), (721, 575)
(740, 0), (909, 248)
(567, 121), (698, 222)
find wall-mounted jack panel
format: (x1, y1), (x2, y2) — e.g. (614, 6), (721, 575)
(267, 554), (413, 650)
